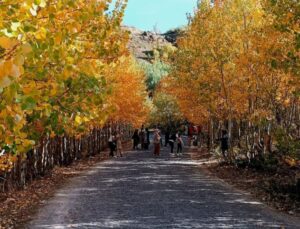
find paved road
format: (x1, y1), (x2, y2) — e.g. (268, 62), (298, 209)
(28, 147), (300, 229)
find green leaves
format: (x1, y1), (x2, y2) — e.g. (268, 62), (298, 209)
(35, 0), (47, 8)
(140, 60), (170, 91)
(149, 92), (183, 128)
(21, 97), (37, 110)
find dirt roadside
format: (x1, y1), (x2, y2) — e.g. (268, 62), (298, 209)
(190, 147), (300, 219)
(0, 141), (133, 229)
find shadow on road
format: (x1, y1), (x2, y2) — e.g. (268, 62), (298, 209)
(27, 148), (300, 229)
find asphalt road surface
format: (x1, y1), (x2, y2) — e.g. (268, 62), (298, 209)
(27, 147), (300, 229)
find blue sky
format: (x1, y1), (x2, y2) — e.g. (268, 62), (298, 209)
(121, 0), (198, 33)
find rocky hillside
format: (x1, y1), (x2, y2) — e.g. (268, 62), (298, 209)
(123, 26), (179, 61)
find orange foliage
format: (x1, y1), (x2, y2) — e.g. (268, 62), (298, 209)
(107, 57), (149, 128)
(163, 0), (299, 128)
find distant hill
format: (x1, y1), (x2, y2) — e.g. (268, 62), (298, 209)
(123, 26), (181, 61)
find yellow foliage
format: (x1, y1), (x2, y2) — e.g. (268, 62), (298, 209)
(0, 0), (148, 171)
(163, 0), (298, 130)
(0, 36), (18, 50)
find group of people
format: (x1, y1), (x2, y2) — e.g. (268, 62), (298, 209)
(164, 131), (184, 155)
(131, 126), (184, 157)
(152, 128), (184, 157)
(108, 130), (124, 158)
(108, 124), (230, 160)
(132, 125), (150, 150)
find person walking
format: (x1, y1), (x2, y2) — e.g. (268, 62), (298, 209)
(160, 128), (163, 147)
(188, 124), (194, 146)
(116, 131), (123, 157)
(108, 131), (115, 157)
(176, 133), (184, 155)
(132, 129), (139, 150)
(145, 128), (150, 150)
(220, 130), (229, 159)
(165, 130), (170, 147)
(139, 125), (146, 150)
(153, 129), (161, 157)
(169, 132), (176, 154)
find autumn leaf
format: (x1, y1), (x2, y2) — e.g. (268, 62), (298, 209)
(0, 36), (18, 50)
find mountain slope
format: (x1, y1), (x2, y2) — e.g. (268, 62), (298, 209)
(124, 26), (178, 61)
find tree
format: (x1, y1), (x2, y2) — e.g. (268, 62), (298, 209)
(140, 60), (171, 91)
(163, 0), (300, 160)
(0, 0), (149, 170)
(106, 57), (149, 128)
(148, 92), (183, 129)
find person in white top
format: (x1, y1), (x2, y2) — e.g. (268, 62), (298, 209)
(153, 129), (161, 157)
(176, 134), (184, 155)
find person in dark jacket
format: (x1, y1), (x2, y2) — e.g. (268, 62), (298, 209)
(220, 130), (229, 158)
(165, 130), (170, 147)
(139, 125), (146, 150)
(145, 128), (150, 150)
(108, 132), (115, 157)
(132, 129), (139, 150)
(169, 132), (176, 154)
